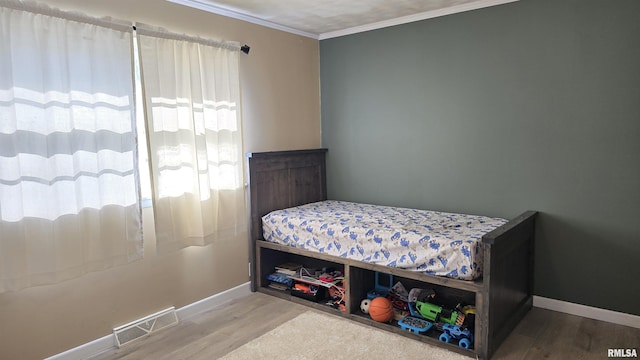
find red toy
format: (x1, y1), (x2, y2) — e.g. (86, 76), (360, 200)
(369, 297), (394, 323)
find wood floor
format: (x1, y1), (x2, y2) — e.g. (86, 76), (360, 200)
(92, 293), (639, 360)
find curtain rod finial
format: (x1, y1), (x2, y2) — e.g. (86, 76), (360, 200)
(241, 44), (250, 54)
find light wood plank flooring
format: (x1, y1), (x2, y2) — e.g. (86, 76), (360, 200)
(92, 293), (639, 360)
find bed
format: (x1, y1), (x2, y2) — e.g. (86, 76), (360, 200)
(263, 200), (509, 280)
(247, 148), (536, 360)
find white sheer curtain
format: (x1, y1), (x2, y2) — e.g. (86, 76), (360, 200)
(137, 27), (246, 253)
(0, 2), (142, 292)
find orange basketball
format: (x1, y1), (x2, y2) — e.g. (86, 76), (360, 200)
(368, 297), (394, 322)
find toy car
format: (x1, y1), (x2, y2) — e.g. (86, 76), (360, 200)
(439, 323), (474, 349)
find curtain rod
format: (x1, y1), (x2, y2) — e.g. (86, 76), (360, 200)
(133, 24), (250, 55)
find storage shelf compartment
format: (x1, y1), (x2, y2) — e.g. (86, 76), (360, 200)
(257, 245), (347, 313)
(349, 267), (477, 352)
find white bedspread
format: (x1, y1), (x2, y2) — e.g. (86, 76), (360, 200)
(262, 201), (507, 280)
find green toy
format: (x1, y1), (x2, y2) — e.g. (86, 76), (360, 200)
(415, 300), (458, 325)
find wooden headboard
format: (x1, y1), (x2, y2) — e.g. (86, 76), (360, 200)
(246, 149), (328, 290)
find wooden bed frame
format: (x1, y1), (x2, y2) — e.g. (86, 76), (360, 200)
(247, 148), (536, 360)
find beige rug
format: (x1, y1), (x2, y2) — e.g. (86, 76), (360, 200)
(220, 311), (470, 360)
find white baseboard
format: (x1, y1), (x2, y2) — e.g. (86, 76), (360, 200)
(176, 282), (252, 320)
(533, 296), (640, 329)
(45, 282), (251, 360)
(44, 334), (116, 360)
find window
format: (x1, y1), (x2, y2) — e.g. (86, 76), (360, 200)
(0, 2), (247, 292)
(136, 26), (246, 253)
(0, 3), (142, 292)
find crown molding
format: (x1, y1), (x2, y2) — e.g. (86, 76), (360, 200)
(166, 0), (319, 39)
(319, 0), (519, 40)
(166, 0), (519, 41)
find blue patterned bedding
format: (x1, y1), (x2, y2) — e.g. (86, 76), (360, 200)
(262, 201), (507, 280)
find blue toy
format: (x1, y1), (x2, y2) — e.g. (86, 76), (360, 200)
(398, 316), (433, 334)
(267, 272), (292, 286)
(439, 323), (474, 349)
(367, 272), (393, 299)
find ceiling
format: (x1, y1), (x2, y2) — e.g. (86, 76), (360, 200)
(167, 0), (518, 39)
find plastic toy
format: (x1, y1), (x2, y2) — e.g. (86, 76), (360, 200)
(328, 282), (344, 299)
(462, 305), (476, 316)
(369, 297), (394, 322)
(414, 300), (439, 321)
(459, 304), (476, 328)
(415, 301), (458, 325)
(439, 324), (474, 349)
(360, 299), (371, 314)
(400, 287), (476, 346)
(367, 272), (393, 299)
(408, 288), (435, 303)
(393, 309), (411, 321)
(386, 281), (409, 311)
(294, 283), (314, 294)
(398, 316), (433, 334)
(319, 269), (342, 282)
(439, 309), (458, 325)
(326, 281), (346, 312)
(267, 272), (293, 286)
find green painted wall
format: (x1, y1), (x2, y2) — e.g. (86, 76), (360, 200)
(320, 0), (639, 315)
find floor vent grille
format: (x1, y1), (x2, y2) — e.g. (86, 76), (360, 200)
(113, 307), (178, 348)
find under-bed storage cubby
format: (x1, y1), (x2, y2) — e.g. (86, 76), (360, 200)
(256, 242), (347, 313)
(348, 266), (478, 356)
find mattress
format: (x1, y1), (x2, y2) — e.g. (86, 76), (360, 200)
(262, 200), (507, 280)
